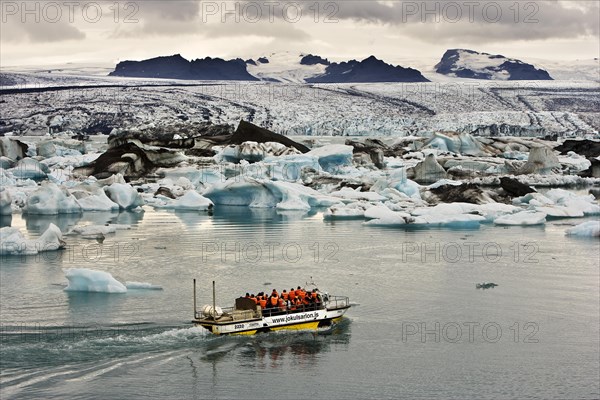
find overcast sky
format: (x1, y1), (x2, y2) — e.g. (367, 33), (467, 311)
(1, 0), (598, 67)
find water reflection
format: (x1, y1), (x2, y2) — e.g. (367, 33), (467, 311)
(0, 214), (12, 228)
(198, 320), (351, 370)
(23, 213), (82, 234)
(65, 291), (126, 322)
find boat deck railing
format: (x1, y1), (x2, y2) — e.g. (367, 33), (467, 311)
(324, 295), (350, 310)
(196, 295), (350, 322)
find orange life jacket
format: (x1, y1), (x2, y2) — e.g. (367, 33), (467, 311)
(270, 295), (279, 306)
(298, 290), (306, 300)
(278, 298), (286, 310)
(259, 298), (267, 308)
(251, 297), (258, 304)
(282, 292), (289, 301)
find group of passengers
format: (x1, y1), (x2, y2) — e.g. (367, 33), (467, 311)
(244, 287), (322, 314)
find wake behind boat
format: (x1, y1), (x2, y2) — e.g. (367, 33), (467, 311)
(192, 280), (350, 335)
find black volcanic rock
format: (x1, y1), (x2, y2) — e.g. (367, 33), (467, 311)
(245, 59), (257, 66)
(230, 121), (309, 153)
(300, 54), (331, 66)
(435, 49), (552, 80)
(257, 57), (269, 64)
(109, 54), (259, 81)
(500, 177), (536, 197)
(306, 56), (429, 83)
(555, 139), (600, 158)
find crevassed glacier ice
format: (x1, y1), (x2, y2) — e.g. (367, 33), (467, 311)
(0, 223), (64, 255)
(64, 268), (127, 293)
(565, 221), (600, 237)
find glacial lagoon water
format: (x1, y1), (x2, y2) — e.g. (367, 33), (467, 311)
(1, 207), (598, 399)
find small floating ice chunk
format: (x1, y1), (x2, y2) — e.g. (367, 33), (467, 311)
(125, 281), (163, 290)
(494, 211), (547, 226)
(64, 268), (127, 293)
(565, 221), (600, 237)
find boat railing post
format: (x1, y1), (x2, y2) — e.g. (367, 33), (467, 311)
(212, 280), (216, 321)
(193, 279), (197, 319)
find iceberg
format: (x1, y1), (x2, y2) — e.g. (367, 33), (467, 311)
(323, 201), (373, 220)
(70, 184), (120, 211)
(64, 268), (127, 293)
(0, 223), (65, 255)
(9, 158), (49, 180)
(307, 144), (353, 172)
(23, 182), (82, 215)
(330, 187), (387, 202)
(371, 168), (421, 200)
(104, 182), (144, 210)
(494, 211), (547, 226)
(70, 224), (131, 236)
(565, 221), (600, 237)
(0, 187), (11, 215)
(203, 177), (339, 210)
(154, 190), (214, 211)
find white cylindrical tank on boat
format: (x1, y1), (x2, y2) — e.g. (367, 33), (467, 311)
(201, 304), (223, 318)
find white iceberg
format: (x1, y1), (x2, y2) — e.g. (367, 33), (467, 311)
(330, 187), (387, 202)
(64, 268), (127, 293)
(565, 221), (600, 237)
(0, 187), (11, 215)
(70, 184), (120, 211)
(323, 201), (373, 220)
(0, 223), (65, 255)
(70, 224), (131, 236)
(154, 190), (214, 211)
(23, 182), (82, 215)
(104, 183), (144, 210)
(494, 211), (547, 226)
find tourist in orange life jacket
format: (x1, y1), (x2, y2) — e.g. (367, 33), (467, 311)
(297, 286), (306, 301)
(259, 296), (267, 309)
(271, 289), (279, 298)
(281, 289), (288, 301)
(245, 293), (250, 298)
(289, 288), (296, 301)
(250, 294), (258, 304)
(294, 297), (303, 311)
(270, 293), (279, 308)
(278, 297), (286, 311)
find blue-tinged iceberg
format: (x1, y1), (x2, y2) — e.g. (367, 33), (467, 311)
(64, 268), (127, 293)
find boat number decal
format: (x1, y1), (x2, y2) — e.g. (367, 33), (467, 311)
(234, 324), (244, 329)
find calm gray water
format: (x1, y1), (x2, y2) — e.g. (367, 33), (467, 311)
(1, 206), (599, 399)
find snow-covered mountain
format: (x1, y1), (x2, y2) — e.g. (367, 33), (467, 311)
(108, 52), (429, 83)
(435, 49), (553, 81)
(245, 52), (329, 83)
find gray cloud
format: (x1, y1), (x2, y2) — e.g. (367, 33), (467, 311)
(315, 0), (599, 41)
